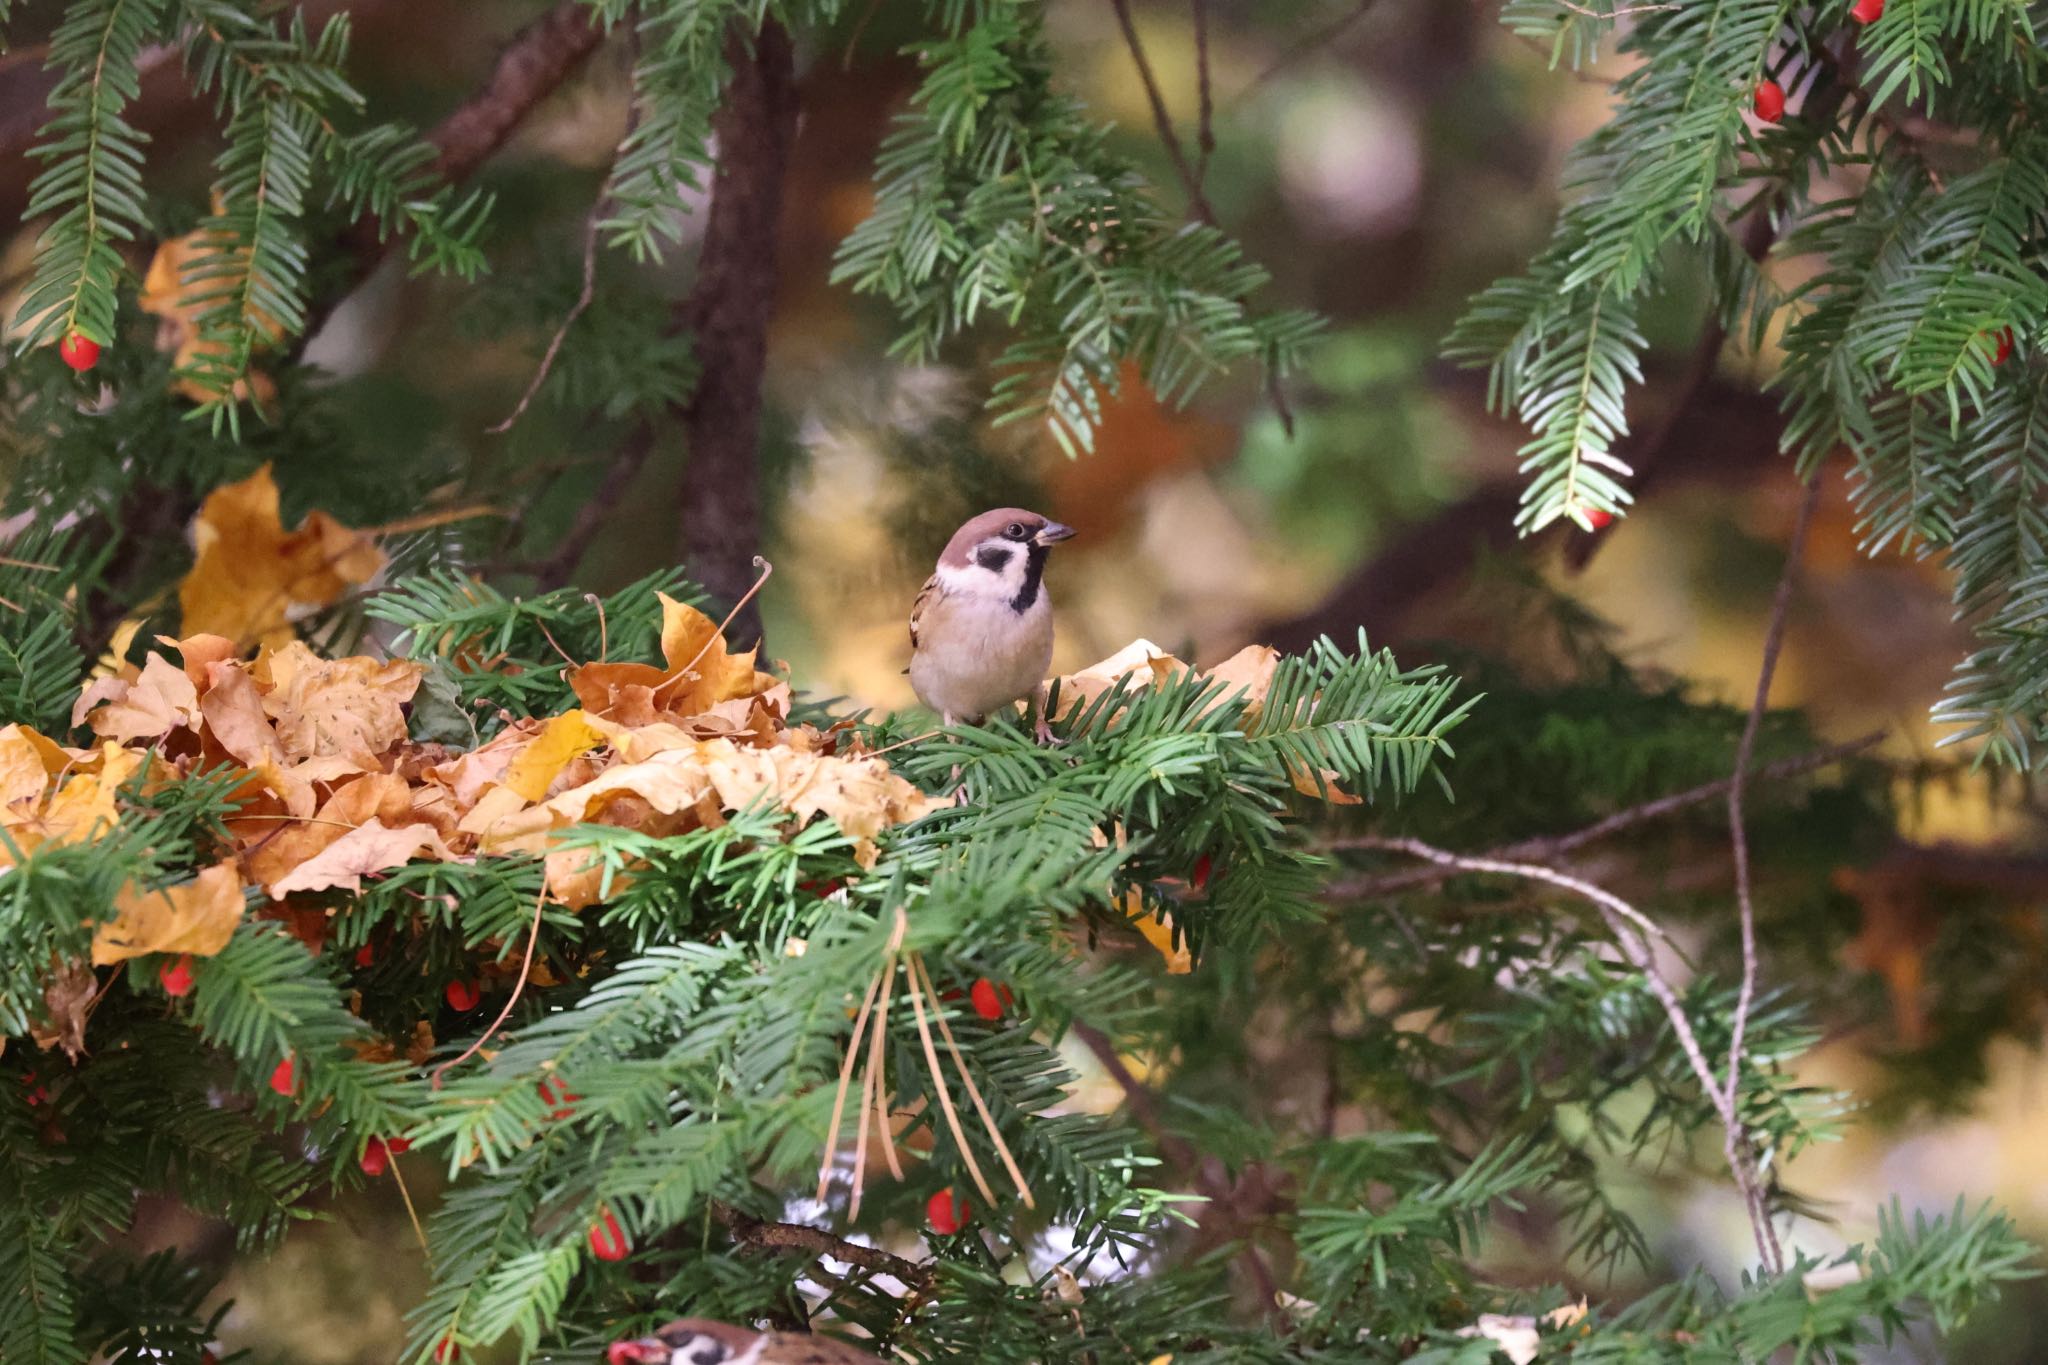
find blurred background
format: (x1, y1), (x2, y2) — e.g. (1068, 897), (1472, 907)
(11, 0), (2043, 1357)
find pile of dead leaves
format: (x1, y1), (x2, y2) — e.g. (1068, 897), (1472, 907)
(43, 588), (935, 979)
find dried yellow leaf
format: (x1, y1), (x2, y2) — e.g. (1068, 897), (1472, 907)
(500, 710), (606, 801)
(178, 465), (385, 650)
(92, 863), (246, 965)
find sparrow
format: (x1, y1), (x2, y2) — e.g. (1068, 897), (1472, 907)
(907, 508), (1075, 737)
(607, 1318), (883, 1365)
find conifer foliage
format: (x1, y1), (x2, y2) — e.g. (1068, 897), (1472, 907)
(0, 3), (2039, 1365)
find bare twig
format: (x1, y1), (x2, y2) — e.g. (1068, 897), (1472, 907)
(531, 422), (658, 589)
(1320, 732), (1885, 899)
(485, 187), (604, 433)
(488, 30), (645, 436)
(1351, 834), (1769, 1227)
(1107, 0), (1216, 225)
(1718, 474), (1822, 1276)
(1242, 0), (1389, 98)
(1555, 0), (1680, 14)
(430, 880), (549, 1089)
(707, 1199), (934, 1289)
(1191, 0), (1216, 191)
(1355, 834), (1784, 1273)
(1345, 837), (1672, 948)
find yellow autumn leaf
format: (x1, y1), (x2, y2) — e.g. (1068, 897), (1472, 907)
(179, 465), (386, 650)
(500, 710), (606, 801)
(268, 818), (456, 897)
(139, 218), (282, 406)
(73, 653), (204, 744)
(567, 593), (777, 723)
(1, 744), (153, 866)
(489, 737), (938, 868)
(254, 641), (422, 764)
(91, 863), (246, 965)
(1123, 887), (1193, 974)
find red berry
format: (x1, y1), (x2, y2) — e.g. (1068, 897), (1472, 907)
(799, 878), (845, 898)
(444, 979), (480, 1012)
(24, 1084), (47, 1107)
(1753, 79), (1785, 124)
(354, 942), (376, 968)
(969, 978), (1012, 1021)
(588, 1206), (630, 1262)
(1584, 508), (1616, 530)
(158, 954), (195, 997)
(434, 1338), (458, 1363)
(926, 1187), (967, 1235)
(387, 1136), (412, 1155)
(538, 1077), (579, 1119)
(58, 332), (100, 372)
(1995, 328), (2016, 366)
(1850, 0), (1883, 22)
(1191, 854), (1214, 892)
(269, 1055), (296, 1097)
(360, 1137), (392, 1177)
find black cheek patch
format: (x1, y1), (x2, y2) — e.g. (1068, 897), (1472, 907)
(976, 545), (1013, 573)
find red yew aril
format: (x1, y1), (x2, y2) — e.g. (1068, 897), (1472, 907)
(1996, 328), (2016, 366)
(969, 978), (1013, 1021)
(269, 1055), (296, 1097)
(354, 942), (376, 968)
(539, 1076), (579, 1119)
(159, 955), (195, 997)
(1754, 79), (1785, 123)
(927, 1187), (967, 1235)
(444, 979), (481, 1011)
(589, 1206), (630, 1261)
(360, 1137), (392, 1177)
(1191, 854), (1214, 892)
(1850, 0), (1883, 22)
(1585, 509), (1616, 530)
(58, 333), (100, 372)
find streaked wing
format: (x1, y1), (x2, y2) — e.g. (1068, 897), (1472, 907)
(761, 1331), (885, 1364)
(908, 572), (943, 654)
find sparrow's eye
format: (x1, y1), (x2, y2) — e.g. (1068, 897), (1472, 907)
(1004, 521), (1027, 539)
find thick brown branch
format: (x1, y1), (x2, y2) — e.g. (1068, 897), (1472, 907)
(707, 1199), (934, 1289)
(424, 2), (606, 185)
(672, 19), (799, 647)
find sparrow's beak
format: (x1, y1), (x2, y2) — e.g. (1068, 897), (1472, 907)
(1033, 521), (1076, 546)
(606, 1340), (668, 1365)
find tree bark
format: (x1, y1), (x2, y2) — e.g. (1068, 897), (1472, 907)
(672, 20), (799, 648)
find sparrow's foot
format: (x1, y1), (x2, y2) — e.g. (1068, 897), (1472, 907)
(1031, 684), (1065, 747)
(948, 762), (972, 807)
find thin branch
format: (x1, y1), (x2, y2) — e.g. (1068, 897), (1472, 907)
(1191, 0), (1215, 191)
(1319, 732), (1885, 899)
(1353, 836), (1780, 1255)
(485, 196), (602, 433)
(488, 29), (645, 436)
(1107, 0), (1216, 225)
(1356, 834), (1787, 1273)
(1241, 0), (1389, 99)
(1555, 0), (1681, 13)
(528, 423), (658, 589)
(707, 1199), (934, 1289)
(1719, 474), (1822, 1277)
(1345, 837), (1672, 948)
